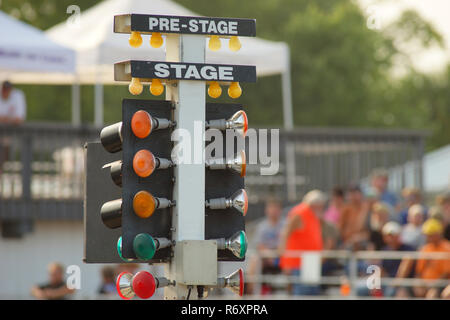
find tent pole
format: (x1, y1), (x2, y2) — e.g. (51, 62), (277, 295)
(71, 82), (81, 126)
(94, 82), (104, 127)
(281, 45), (294, 130)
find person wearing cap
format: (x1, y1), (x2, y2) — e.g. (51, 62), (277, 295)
(380, 222), (415, 297)
(278, 190), (326, 296)
(414, 219), (450, 298)
(0, 81), (26, 124)
(401, 204), (426, 249)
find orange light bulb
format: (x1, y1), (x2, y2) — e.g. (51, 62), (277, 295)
(208, 35), (221, 51)
(133, 150), (156, 178)
(129, 78), (143, 96)
(240, 150), (246, 177)
(129, 31), (143, 48)
(150, 78), (164, 96)
(229, 36), (241, 52)
(208, 81), (222, 98)
(131, 110), (152, 139)
(133, 191), (156, 218)
(150, 32), (164, 48)
(228, 82), (242, 99)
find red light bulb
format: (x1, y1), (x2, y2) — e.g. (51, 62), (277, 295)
(132, 271), (156, 299)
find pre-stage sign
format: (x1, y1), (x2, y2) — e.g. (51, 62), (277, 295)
(114, 14), (256, 37)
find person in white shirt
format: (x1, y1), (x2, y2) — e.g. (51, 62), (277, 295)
(401, 204), (426, 249)
(0, 81), (27, 173)
(0, 80), (26, 124)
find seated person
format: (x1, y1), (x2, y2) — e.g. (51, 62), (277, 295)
(338, 185), (369, 250)
(247, 198), (284, 294)
(401, 204), (426, 249)
(31, 262), (74, 300)
(414, 219), (450, 298)
(380, 222), (415, 297)
(367, 202), (392, 251)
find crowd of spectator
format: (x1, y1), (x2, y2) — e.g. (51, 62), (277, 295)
(249, 169), (450, 299)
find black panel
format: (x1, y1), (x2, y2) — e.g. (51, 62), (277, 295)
(121, 99), (174, 262)
(127, 60), (257, 83)
(128, 14), (256, 37)
(205, 103), (246, 261)
(84, 142), (123, 263)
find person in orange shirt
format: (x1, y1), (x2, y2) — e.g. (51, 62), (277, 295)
(414, 219), (450, 298)
(278, 190), (326, 296)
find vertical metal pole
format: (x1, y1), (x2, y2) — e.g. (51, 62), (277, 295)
(285, 142), (297, 202)
(94, 82), (104, 127)
(71, 82), (81, 126)
(164, 34), (206, 300)
(416, 137), (424, 191)
(281, 45), (294, 130)
(349, 254), (358, 297)
(21, 134), (32, 201)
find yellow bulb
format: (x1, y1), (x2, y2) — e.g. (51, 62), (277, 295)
(208, 35), (221, 51)
(129, 31), (143, 48)
(129, 78), (143, 95)
(150, 78), (164, 96)
(150, 32), (164, 48)
(229, 36), (242, 52)
(228, 82), (242, 99)
(208, 81), (222, 98)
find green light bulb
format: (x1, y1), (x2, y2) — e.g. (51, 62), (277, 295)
(133, 233), (156, 260)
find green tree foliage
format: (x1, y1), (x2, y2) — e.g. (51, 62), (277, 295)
(1, 0), (449, 150)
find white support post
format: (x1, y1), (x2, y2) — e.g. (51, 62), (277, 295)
(71, 82), (81, 126)
(164, 33), (206, 300)
(94, 82), (104, 127)
(281, 45), (294, 130)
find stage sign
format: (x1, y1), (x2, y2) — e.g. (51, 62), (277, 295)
(115, 60), (257, 83)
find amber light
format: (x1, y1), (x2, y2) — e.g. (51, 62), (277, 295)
(133, 191), (156, 218)
(133, 150), (156, 178)
(240, 150), (246, 177)
(131, 110), (152, 139)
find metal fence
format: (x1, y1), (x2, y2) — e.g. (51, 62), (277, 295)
(245, 127), (427, 219)
(245, 249), (450, 299)
(0, 122), (98, 221)
(0, 123), (427, 222)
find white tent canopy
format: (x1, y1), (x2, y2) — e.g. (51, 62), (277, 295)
(0, 10), (75, 75)
(11, 0), (293, 128)
(43, 0), (289, 83)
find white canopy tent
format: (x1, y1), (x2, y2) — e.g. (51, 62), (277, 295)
(0, 11), (75, 74)
(13, 0), (293, 128)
